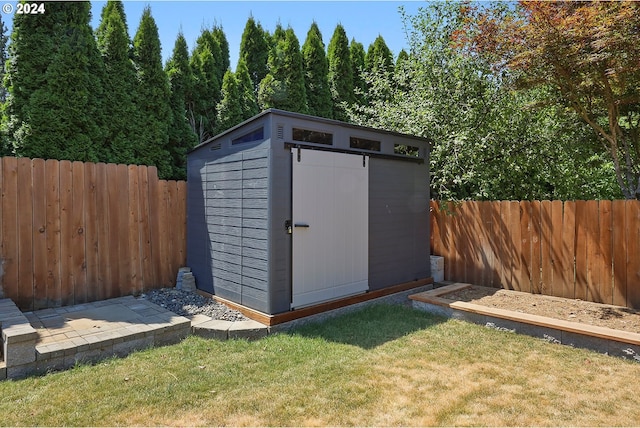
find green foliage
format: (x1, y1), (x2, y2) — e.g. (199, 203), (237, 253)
(301, 22), (332, 118)
(348, 2), (620, 201)
(216, 70), (243, 133)
(5, 1), (106, 161)
(258, 27), (308, 113)
(166, 32), (198, 180)
(349, 39), (367, 105)
(212, 25), (230, 75)
(96, 0), (139, 165)
(132, 6), (172, 178)
(236, 58), (259, 119)
(365, 35), (394, 75)
(327, 24), (354, 121)
(395, 49), (409, 70)
(238, 16), (269, 94)
(189, 28), (224, 143)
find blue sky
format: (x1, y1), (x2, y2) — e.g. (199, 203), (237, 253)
(4, 1), (426, 69)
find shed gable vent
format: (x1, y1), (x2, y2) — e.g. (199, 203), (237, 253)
(276, 124), (284, 140)
(209, 142), (222, 151)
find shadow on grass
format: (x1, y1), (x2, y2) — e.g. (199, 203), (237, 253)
(291, 303), (447, 349)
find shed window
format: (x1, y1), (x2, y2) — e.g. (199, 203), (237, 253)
(292, 128), (333, 145)
(394, 144), (420, 157)
(350, 136), (381, 152)
(232, 127), (264, 145)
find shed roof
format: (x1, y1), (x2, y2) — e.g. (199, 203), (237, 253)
(190, 108), (430, 153)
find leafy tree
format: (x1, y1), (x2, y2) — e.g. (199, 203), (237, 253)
(349, 39), (367, 105)
(457, 1), (640, 199)
(132, 6), (172, 178)
(348, 2), (620, 201)
(258, 27), (308, 113)
(238, 16), (269, 94)
(236, 58), (259, 119)
(96, 0), (139, 164)
(5, 1), (106, 161)
(216, 70), (243, 132)
(327, 24), (354, 121)
(365, 35), (394, 75)
(166, 32), (198, 180)
(301, 22), (332, 118)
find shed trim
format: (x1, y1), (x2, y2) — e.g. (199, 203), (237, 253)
(283, 142), (425, 164)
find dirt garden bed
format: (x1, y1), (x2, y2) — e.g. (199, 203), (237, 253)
(440, 285), (640, 334)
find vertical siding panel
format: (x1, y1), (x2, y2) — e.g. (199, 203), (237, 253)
(95, 163), (110, 301)
(598, 200), (613, 305)
(116, 164), (130, 296)
(612, 200), (627, 307)
(550, 200), (564, 298)
(530, 200), (542, 294)
(17, 158), (34, 310)
(489, 202), (502, 288)
(1, 158), (18, 305)
(138, 166), (153, 290)
(496, 201), (511, 290)
(176, 180), (187, 268)
(574, 200), (588, 301)
(106, 163), (120, 298)
(84, 162), (99, 302)
(44, 160), (61, 307)
(626, 201), (640, 308)
(508, 201), (522, 291)
(585, 200), (601, 303)
(148, 166), (161, 287)
(71, 162), (87, 304)
(59, 160), (73, 306)
(32, 159), (48, 309)
(540, 200), (553, 296)
(128, 165), (142, 294)
(560, 201), (576, 299)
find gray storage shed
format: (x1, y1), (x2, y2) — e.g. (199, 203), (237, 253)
(187, 109), (431, 315)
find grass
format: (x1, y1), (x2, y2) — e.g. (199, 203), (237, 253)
(2, 303), (640, 426)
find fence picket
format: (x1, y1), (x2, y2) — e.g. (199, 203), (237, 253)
(626, 202), (640, 308)
(540, 201), (553, 295)
(612, 200), (628, 307)
(32, 159), (48, 310)
(17, 158), (34, 310)
(599, 200), (613, 305)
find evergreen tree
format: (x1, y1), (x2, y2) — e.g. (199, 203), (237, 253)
(189, 28), (223, 143)
(216, 70), (243, 132)
(396, 49), (409, 70)
(238, 16), (269, 94)
(5, 1), (106, 161)
(350, 38), (367, 105)
(166, 32), (198, 180)
(212, 25), (230, 74)
(96, 0), (139, 164)
(258, 27), (308, 113)
(132, 6), (172, 178)
(302, 22), (332, 118)
(236, 58), (259, 119)
(365, 35), (394, 74)
(327, 24), (354, 121)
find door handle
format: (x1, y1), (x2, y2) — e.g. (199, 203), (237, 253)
(294, 223), (310, 228)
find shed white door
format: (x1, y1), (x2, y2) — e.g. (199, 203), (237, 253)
(291, 149), (369, 308)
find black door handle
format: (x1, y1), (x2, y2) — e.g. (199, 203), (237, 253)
(294, 223), (310, 228)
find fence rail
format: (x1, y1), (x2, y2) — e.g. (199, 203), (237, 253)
(430, 200), (640, 309)
(0, 157), (186, 311)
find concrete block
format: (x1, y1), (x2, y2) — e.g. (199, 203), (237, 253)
(5, 340), (36, 366)
(561, 330), (608, 353)
(607, 341), (640, 362)
(113, 336), (154, 357)
(430, 256), (444, 282)
(228, 320), (268, 340)
(7, 362), (37, 380)
(0, 365), (6, 380)
(192, 319), (232, 340)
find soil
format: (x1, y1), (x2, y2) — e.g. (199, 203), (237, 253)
(440, 285), (640, 334)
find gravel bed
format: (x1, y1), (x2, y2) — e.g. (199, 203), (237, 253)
(140, 288), (249, 322)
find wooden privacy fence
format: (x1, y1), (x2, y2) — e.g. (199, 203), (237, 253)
(430, 200), (640, 309)
(0, 156), (187, 311)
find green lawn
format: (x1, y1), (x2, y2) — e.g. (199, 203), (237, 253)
(2, 304), (639, 426)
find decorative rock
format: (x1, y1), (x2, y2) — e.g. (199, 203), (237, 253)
(181, 273), (196, 293)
